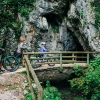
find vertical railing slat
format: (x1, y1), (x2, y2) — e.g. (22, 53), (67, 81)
(72, 53), (75, 62)
(60, 53), (62, 68)
(87, 53), (89, 64)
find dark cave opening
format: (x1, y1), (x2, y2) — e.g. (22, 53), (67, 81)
(41, 75), (82, 100)
(67, 29), (84, 51)
(44, 13), (61, 26)
(43, 14), (84, 52)
(43, 0), (76, 25)
(43, 0), (70, 26)
(43, 12), (84, 52)
(41, 78), (70, 93)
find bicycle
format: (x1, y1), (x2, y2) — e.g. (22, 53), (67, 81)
(0, 51), (19, 72)
(31, 54), (56, 68)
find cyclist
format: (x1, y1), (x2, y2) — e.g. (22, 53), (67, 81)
(15, 37), (26, 66)
(32, 42), (55, 68)
(0, 43), (5, 73)
(40, 42), (49, 57)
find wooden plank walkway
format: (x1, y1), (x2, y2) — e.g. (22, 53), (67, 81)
(34, 63), (87, 70)
(1, 63), (87, 75)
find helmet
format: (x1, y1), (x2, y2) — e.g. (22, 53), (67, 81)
(20, 37), (25, 42)
(41, 42), (46, 45)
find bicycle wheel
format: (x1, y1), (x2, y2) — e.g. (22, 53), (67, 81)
(47, 58), (55, 66)
(3, 56), (19, 72)
(32, 60), (42, 68)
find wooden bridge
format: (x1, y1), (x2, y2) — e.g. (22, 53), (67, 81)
(23, 51), (97, 100)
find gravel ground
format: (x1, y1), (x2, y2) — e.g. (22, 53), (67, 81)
(0, 68), (27, 100)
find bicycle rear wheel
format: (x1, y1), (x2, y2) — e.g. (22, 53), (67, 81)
(3, 56), (19, 72)
(47, 58), (55, 66)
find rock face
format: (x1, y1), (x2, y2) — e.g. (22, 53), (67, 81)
(67, 0), (99, 52)
(27, 0), (99, 53)
(0, 0), (100, 56)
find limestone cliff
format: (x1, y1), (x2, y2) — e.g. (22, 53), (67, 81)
(0, 0), (100, 56)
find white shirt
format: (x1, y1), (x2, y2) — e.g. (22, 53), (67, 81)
(17, 42), (24, 53)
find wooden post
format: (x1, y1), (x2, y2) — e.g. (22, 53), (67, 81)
(72, 53), (74, 62)
(60, 53), (62, 68)
(24, 56), (35, 100)
(87, 53), (89, 64)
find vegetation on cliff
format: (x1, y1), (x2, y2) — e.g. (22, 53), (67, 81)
(0, 0), (35, 38)
(91, 0), (100, 33)
(69, 57), (100, 100)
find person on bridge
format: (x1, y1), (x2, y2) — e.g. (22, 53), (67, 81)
(39, 42), (49, 57)
(15, 37), (26, 66)
(0, 39), (5, 73)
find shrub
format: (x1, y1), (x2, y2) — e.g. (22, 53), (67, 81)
(69, 57), (100, 100)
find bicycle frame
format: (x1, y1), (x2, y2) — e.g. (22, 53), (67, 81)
(32, 54), (55, 68)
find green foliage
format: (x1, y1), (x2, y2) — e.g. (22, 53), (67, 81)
(79, 11), (86, 27)
(23, 77), (37, 100)
(62, 91), (72, 99)
(69, 57), (100, 100)
(23, 81), (62, 100)
(51, 24), (59, 34)
(79, 12), (84, 18)
(91, 0), (100, 31)
(43, 81), (62, 100)
(73, 64), (83, 76)
(0, 41), (3, 47)
(33, 87), (38, 100)
(14, 21), (24, 39)
(24, 94), (32, 100)
(81, 19), (86, 27)
(7, 84), (12, 86)
(18, 0), (35, 19)
(74, 97), (86, 100)
(21, 71), (27, 75)
(90, 56), (100, 68)
(23, 83), (38, 100)
(58, 67), (63, 73)
(0, 0), (35, 38)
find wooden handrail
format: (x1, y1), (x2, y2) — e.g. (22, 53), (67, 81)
(23, 51), (98, 55)
(24, 55), (43, 100)
(29, 56), (77, 60)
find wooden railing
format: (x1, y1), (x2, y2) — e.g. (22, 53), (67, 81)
(23, 51), (97, 99)
(24, 55), (43, 100)
(24, 51), (97, 68)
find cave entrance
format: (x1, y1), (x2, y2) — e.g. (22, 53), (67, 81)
(64, 28), (84, 51)
(42, 78), (82, 100)
(67, 29), (84, 51)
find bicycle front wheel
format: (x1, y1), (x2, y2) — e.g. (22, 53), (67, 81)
(3, 56), (19, 72)
(32, 60), (42, 68)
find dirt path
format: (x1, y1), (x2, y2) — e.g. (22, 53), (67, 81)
(0, 68), (27, 100)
